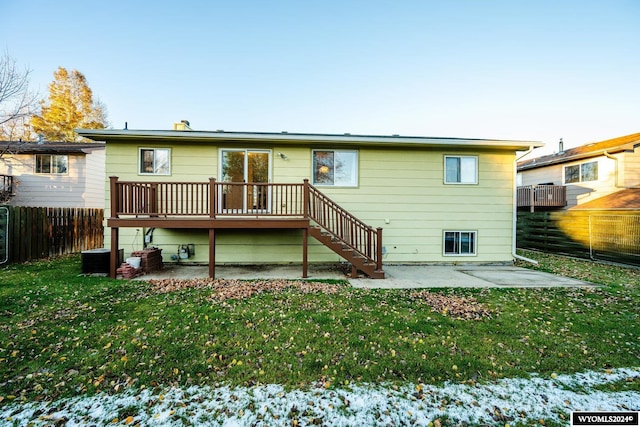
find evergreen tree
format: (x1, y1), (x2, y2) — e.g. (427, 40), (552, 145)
(31, 67), (108, 142)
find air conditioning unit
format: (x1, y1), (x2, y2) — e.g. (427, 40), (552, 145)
(81, 248), (123, 274)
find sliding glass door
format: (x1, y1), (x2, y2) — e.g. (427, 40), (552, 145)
(220, 149), (271, 213)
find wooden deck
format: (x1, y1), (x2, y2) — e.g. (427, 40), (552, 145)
(108, 177), (384, 279)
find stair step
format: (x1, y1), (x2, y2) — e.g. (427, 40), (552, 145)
(309, 224), (384, 279)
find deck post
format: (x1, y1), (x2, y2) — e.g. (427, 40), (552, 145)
(110, 227), (119, 278)
(109, 176), (119, 218)
(376, 227), (383, 272)
(209, 178), (217, 218)
(303, 179), (309, 219)
(302, 227), (308, 278)
(530, 185), (535, 213)
(109, 176), (120, 279)
(208, 229), (216, 279)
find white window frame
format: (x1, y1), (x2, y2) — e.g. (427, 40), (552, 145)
(443, 230), (477, 256)
(218, 148), (272, 214)
(139, 148), (171, 175)
(312, 149), (359, 187)
(444, 155), (478, 184)
(563, 160), (598, 184)
(34, 154), (68, 175)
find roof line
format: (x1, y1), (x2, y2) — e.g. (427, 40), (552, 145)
(75, 128), (542, 149)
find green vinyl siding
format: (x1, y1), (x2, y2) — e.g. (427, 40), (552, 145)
(105, 141), (517, 264)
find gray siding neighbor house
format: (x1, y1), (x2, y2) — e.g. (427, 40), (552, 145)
(0, 141), (105, 208)
(517, 132), (640, 211)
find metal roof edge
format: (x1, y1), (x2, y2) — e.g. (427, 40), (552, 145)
(517, 145), (635, 171)
(75, 128), (542, 150)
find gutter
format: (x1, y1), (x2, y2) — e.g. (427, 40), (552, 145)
(513, 146), (539, 264)
(76, 128), (541, 151)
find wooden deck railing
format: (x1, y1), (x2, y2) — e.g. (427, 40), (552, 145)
(517, 185), (566, 211)
(110, 177), (306, 217)
(306, 181), (383, 272)
(109, 176), (383, 272)
(1, 174), (13, 202)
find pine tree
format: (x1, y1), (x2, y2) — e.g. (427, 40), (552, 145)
(30, 67), (108, 142)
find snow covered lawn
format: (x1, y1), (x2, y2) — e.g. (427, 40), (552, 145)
(1, 367), (638, 426)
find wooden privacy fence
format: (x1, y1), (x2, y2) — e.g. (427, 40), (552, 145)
(0, 206), (104, 264)
(517, 210), (640, 266)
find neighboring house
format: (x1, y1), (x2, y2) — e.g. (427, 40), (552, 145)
(517, 133), (640, 211)
(77, 127), (541, 279)
(0, 141), (106, 208)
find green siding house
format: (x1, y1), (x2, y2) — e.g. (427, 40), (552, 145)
(77, 127), (541, 279)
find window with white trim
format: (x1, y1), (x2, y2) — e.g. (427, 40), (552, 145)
(35, 154), (68, 174)
(139, 148), (171, 175)
(444, 155), (478, 184)
(564, 161), (598, 184)
(312, 150), (358, 187)
(443, 231), (477, 256)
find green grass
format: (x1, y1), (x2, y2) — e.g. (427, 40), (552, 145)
(1, 251), (639, 405)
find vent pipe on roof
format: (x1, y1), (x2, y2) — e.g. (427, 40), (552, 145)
(558, 138), (564, 153)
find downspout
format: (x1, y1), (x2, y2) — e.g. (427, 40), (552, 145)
(603, 150), (640, 189)
(603, 151), (621, 188)
(513, 146), (539, 264)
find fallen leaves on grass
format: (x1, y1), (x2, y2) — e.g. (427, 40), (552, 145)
(147, 278), (343, 301)
(410, 291), (493, 320)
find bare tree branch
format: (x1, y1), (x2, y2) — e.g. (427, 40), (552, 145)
(0, 51), (38, 143)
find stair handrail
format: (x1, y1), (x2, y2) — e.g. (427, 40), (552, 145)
(304, 180), (382, 271)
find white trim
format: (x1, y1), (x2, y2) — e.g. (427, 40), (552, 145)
(34, 154), (69, 175)
(218, 148), (272, 214)
(443, 230), (478, 256)
(444, 155), (478, 185)
(562, 159), (599, 184)
(312, 149), (359, 187)
(138, 147), (171, 176)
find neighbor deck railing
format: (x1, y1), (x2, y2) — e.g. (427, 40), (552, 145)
(517, 185), (566, 211)
(1, 174), (13, 202)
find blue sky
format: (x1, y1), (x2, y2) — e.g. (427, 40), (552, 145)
(2, 0), (639, 155)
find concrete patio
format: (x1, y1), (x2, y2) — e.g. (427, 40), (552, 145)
(135, 263), (596, 288)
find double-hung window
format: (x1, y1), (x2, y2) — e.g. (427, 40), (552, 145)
(564, 161), (598, 184)
(443, 231), (477, 256)
(312, 150), (358, 187)
(35, 154), (68, 174)
(139, 148), (171, 175)
(444, 155), (478, 184)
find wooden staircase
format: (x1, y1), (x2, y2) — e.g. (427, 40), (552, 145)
(306, 182), (384, 279)
(308, 225), (384, 278)
(107, 177), (384, 279)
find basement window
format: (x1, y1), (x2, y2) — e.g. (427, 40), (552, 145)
(443, 231), (477, 256)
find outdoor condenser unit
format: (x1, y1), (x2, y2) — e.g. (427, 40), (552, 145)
(81, 248), (123, 274)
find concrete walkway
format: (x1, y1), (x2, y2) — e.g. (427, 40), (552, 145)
(350, 265), (595, 288)
(137, 263), (596, 288)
